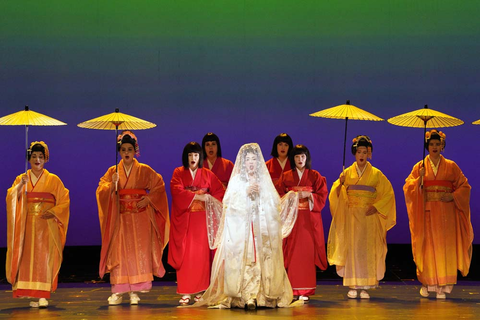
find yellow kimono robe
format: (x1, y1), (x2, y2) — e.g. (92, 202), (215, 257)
(328, 162), (396, 288)
(404, 155), (473, 292)
(6, 169), (70, 298)
(97, 159), (170, 286)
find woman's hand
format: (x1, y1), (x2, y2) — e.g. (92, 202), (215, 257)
(440, 193), (454, 202)
(339, 173), (346, 185)
(41, 211), (55, 220)
(112, 173), (119, 184)
(247, 183), (259, 197)
(137, 196), (150, 208)
(419, 166), (425, 177)
(365, 206), (378, 216)
(195, 194), (207, 202)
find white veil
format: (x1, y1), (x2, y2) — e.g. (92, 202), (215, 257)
(201, 143), (298, 308)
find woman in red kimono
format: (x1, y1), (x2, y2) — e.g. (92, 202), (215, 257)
(404, 130), (473, 299)
(276, 145), (328, 303)
(265, 133), (293, 184)
(202, 132), (234, 188)
(97, 131), (170, 306)
(6, 141), (70, 308)
(169, 142), (225, 305)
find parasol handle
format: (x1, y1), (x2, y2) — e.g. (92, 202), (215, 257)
(342, 117), (349, 171)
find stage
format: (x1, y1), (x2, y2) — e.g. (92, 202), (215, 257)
(1, 281), (479, 319)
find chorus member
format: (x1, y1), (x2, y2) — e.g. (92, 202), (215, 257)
(276, 145), (328, 303)
(404, 130), (473, 299)
(195, 143), (299, 309)
(328, 136), (396, 299)
(169, 142), (225, 306)
(6, 141), (70, 308)
(202, 132), (234, 188)
(97, 131), (170, 305)
(265, 133), (293, 184)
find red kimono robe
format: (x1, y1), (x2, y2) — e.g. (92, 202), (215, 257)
(6, 169), (70, 299)
(204, 157), (234, 188)
(276, 168), (328, 296)
(97, 159), (169, 293)
(266, 158), (291, 184)
(169, 167), (225, 294)
(404, 155), (473, 293)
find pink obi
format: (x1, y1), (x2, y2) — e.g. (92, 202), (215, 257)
(119, 189), (147, 214)
(26, 192), (55, 216)
(288, 186), (313, 210)
(424, 180), (453, 202)
(186, 186), (208, 212)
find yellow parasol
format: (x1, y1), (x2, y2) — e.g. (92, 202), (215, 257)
(472, 119), (480, 125)
(387, 105), (464, 162)
(309, 100), (384, 170)
(77, 108), (156, 188)
(0, 105), (67, 172)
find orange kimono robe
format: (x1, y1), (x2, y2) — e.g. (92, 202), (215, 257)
(97, 159), (169, 289)
(6, 169), (70, 299)
(404, 155), (473, 292)
(328, 162), (396, 288)
(205, 157), (234, 188)
(276, 168), (328, 296)
(168, 167), (225, 294)
(266, 158), (291, 184)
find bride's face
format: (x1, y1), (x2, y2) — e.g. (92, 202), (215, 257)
(245, 152), (257, 174)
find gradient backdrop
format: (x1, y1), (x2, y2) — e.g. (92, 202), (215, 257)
(1, 1), (479, 247)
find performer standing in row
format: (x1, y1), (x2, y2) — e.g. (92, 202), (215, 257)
(169, 142), (225, 305)
(404, 130), (473, 299)
(276, 145), (328, 303)
(265, 133), (293, 184)
(195, 143), (299, 309)
(328, 136), (396, 299)
(6, 141), (70, 308)
(97, 131), (170, 305)
(202, 132), (234, 188)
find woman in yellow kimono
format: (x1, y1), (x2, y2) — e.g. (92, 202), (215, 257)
(404, 130), (473, 299)
(328, 135), (396, 299)
(6, 141), (70, 308)
(97, 131), (170, 305)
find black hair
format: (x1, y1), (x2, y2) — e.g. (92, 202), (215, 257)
(351, 135), (373, 155)
(425, 130), (446, 150)
(28, 143), (46, 160)
(290, 144), (312, 170)
(202, 132), (222, 158)
(182, 142), (204, 168)
(270, 133), (293, 158)
(117, 134), (137, 152)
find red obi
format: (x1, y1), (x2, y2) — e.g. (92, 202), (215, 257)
(119, 189), (147, 214)
(424, 180), (454, 202)
(287, 186), (313, 210)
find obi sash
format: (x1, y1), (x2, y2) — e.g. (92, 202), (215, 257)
(424, 180), (454, 202)
(346, 185), (376, 208)
(288, 186), (313, 210)
(27, 192), (55, 216)
(119, 189), (147, 214)
(186, 186), (208, 212)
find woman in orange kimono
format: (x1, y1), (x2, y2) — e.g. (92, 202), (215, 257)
(404, 130), (473, 299)
(265, 133), (293, 184)
(97, 131), (170, 306)
(202, 132), (234, 188)
(6, 141), (70, 308)
(168, 142), (225, 305)
(328, 136), (396, 299)
(276, 145), (328, 303)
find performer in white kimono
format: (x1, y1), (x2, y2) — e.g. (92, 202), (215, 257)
(194, 143), (299, 309)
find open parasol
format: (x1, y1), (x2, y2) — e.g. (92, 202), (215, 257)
(309, 100), (384, 170)
(77, 108), (156, 188)
(387, 104), (464, 162)
(0, 105), (67, 172)
(472, 119), (480, 125)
